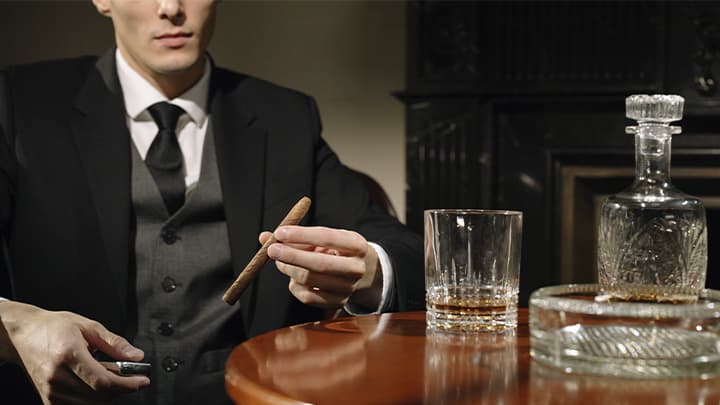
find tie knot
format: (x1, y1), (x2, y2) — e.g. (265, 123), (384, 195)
(148, 102), (185, 130)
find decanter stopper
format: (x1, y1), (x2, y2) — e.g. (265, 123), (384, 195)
(626, 94), (684, 123)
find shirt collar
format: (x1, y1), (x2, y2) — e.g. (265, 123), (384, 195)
(115, 48), (210, 126)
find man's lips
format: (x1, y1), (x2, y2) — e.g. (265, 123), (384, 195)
(155, 32), (192, 48)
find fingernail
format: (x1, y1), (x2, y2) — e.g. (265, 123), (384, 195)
(274, 227), (288, 240)
(268, 243), (282, 257)
(139, 377), (151, 388)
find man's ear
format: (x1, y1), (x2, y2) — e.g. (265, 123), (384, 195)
(91, 0), (111, 17)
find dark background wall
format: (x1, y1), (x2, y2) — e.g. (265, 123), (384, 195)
(401, 1), (720, 302)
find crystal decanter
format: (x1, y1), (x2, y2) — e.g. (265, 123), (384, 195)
(597, 95), (707, 302)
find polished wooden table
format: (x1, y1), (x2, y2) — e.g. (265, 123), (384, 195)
(225, 310), (720, 404)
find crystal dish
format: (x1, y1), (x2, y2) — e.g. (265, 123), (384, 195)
(529, 284), (720, 379)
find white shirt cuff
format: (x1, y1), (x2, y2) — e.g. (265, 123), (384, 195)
(344, 242), (394, 315)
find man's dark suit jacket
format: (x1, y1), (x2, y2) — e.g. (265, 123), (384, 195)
(0, 51), (423, 402)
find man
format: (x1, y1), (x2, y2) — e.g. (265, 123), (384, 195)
(0, 0), (423, 404)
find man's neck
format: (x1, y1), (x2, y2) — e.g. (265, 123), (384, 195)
(150, 64), (205, 99)
(118, 49), (205, 100)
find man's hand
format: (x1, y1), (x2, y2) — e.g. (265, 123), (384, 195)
(0, 301), (149, 404)
(261, 225), (382, 310)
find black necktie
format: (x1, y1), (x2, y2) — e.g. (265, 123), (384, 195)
(146, 102), (186, 215)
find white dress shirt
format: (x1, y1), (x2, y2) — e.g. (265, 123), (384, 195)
(116, 49), (209, 193)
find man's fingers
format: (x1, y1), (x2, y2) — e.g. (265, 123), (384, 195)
(274, 226), (367, 256)
(71, 322), (150, 393)
(267, 226), (379, 309)
(258, 231), (273, 244)
(83, 323), (143, 361)
(268, 243), (364, 278)
(70, 348), (149, 394)
(54, 363), (143, 404)
(41, 356), (147, 405)
(288, 280), (348, 308)
(276, 261), (356, 295)
(260, 230), (315, 251)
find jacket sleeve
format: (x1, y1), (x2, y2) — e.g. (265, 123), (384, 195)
(306, 96), (425, 311)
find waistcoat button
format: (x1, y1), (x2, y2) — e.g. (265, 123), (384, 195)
(161, 276), (177, 292)
(161, 228), (179, 244)
(161, 356), (180, 373)
(157, 322), (174, 336)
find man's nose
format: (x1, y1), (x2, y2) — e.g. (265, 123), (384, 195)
(157, 0), (183, 18)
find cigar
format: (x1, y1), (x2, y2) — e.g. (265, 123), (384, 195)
(222, 196), (312, 305)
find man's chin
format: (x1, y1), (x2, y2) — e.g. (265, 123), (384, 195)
(152, 54), (204, 76)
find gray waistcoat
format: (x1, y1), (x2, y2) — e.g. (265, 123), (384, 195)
(123, 126), (242, 405)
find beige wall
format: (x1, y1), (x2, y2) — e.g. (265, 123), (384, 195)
(0, 1), (407, 221)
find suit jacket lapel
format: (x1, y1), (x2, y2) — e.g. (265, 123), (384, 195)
(209, 69), (282, 334)
(70, 50), (131, 320)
